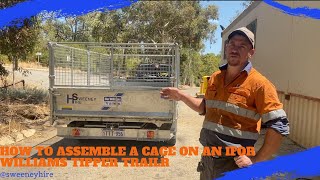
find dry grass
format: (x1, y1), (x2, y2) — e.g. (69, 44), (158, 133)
(0, 62), (50, 140)
(3, 61), (47, 70)
(16, 61), (47, 70)
(0, 103), (49, 137)
(0, 119), (26, 137)
(0, 85), (49, 138)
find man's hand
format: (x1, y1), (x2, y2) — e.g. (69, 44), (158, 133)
(234, 155), (255, 168)
(160, 87), (205, 113)
(160, 87), (183, 101)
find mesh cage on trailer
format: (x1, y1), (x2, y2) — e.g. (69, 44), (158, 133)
(48, 42), (180, 88)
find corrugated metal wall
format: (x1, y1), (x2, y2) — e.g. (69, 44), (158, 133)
(278, 92), (320, 148)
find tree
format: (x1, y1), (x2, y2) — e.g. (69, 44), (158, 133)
(199, 53), (220, 77)
(0, 18), (39, 67)
(0, 0), (26, 9)
(41, 12), (99, 42)
(121, 1), (218, 50)
(92, 11), (127, 42)
(0, 0), (36, 62)
(181, 52), (221, 86)
(0, 1), (39, 86)
(122, 1), (218, 86)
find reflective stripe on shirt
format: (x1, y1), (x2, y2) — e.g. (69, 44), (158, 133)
(206, 100), (261, 121)
(202, 120), (259, 140)
(261, 109), (287, 123)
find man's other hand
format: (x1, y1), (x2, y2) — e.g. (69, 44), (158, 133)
(234, 155), (255, 168)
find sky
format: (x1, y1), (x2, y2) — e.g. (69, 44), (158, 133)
(201, 1), (247, 55)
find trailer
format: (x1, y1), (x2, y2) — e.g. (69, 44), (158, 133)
(48, 42), (180, 145)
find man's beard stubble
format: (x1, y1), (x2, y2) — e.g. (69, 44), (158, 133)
(227, 57), (241, 67)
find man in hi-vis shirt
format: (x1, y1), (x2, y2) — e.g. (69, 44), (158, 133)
(160, 27), (289, 179)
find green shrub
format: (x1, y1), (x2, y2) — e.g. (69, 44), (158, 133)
(0, 87), (49, 104)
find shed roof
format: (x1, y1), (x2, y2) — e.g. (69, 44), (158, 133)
(222, 1), (262, 36)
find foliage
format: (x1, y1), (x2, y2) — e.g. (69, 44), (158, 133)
(0, 63), (9, 77)
(126, 58), (141, 72)
(0, 18), (39, 65)
(0, 87), (49, 104)
(200, 53), (220, 76)
(181, 50), (220, 86)
(0, 0), (26, 9)
(0, 0), (40, 67)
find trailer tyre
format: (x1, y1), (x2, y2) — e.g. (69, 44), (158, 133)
(75, 139), (90, 145)
(165, 137), (176, 146)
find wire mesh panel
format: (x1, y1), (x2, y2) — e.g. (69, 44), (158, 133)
(51, 44), (111, 87)
(49, 43), (179, 88)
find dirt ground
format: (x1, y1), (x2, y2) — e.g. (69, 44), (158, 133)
(0, 103), (49, 136)
(0, 68), (309, 180)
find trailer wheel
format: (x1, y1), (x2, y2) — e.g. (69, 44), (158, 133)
(75, 139), (89, 145)
(165, 137), (176, 146)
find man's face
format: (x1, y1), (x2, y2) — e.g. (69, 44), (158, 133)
(225, 34), (255, 67)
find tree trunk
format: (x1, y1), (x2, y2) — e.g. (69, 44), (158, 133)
(183, 76), (187, 85)
(73, 19), (78, 41)
(11, 56), (15, 88)
(188, 58), (192, 86)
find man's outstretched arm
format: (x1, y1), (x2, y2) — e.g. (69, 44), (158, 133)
(160, 87), (205, 114)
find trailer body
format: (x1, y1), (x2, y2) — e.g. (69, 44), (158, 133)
(48, 43), (179, 145)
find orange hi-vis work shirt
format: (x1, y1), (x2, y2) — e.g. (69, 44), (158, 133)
(200, 61), (289, 148)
